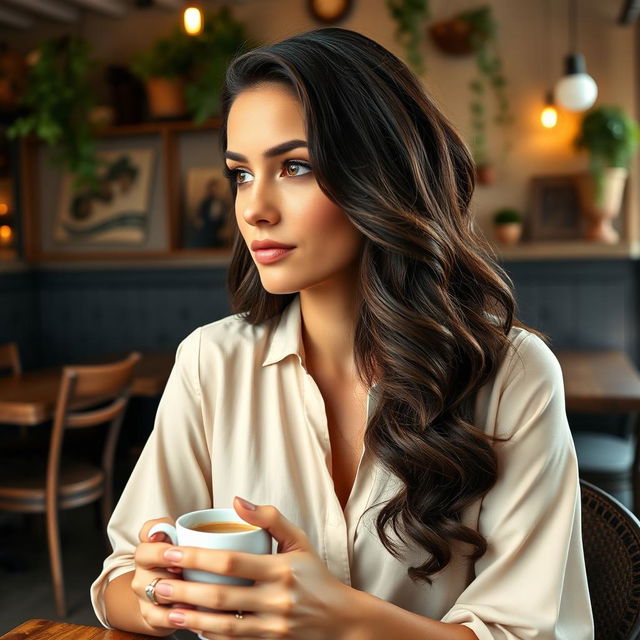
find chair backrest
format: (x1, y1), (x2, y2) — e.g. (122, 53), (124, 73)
(581, 479), (640, 639)
(0, 341), (21, 376)
(46, 352), (141, 510)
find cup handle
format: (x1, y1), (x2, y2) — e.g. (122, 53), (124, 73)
(148, 522), (178, 545)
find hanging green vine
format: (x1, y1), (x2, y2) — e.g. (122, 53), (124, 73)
(386, 0), (430, 74)
(459, 5), (511, 166)
(8, 36), (101, 190)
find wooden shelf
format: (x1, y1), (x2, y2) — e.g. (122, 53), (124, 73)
(495, 240), (640, 261)
(97, 118), (221, 137)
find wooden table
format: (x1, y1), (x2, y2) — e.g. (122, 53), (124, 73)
(0, 352), (174, 425)
(555, 349), (640, 413)
(1, 619), (154, 640)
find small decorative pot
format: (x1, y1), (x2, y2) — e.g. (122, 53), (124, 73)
(476, 165), (496, 186)
(577, 167), (628, 244)
(429, 19), (475, 55)
(494, 223), (523, 246)
(144, 76), (188, 120)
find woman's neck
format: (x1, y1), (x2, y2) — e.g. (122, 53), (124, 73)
(299, 283), (360, 379)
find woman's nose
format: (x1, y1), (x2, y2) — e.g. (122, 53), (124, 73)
(241, 184), (281, 226)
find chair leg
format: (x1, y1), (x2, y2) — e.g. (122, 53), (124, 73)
(101, 492), (112, 552)
(46, 505), (66, 618)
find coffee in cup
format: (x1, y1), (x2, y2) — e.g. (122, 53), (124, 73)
(190, 521), (258, 534)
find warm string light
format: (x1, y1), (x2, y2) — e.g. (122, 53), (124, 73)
(0, 203), (8, 215)
(184, 6), (203, 36)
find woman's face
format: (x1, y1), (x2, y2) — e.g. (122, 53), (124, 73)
(225, 83), (363, 296)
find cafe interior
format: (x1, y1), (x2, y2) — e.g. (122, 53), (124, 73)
(0, 0), (639, 637)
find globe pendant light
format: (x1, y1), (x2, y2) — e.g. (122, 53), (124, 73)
(553, 0), (597, 112)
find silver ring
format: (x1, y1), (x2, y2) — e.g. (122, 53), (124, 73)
(145, 577), (161, 606)
(235, 611), (244, 620)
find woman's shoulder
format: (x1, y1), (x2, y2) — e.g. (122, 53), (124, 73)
(502, 325), (562, 384)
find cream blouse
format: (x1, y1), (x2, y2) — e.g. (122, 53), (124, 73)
(91, 295), (594, 639)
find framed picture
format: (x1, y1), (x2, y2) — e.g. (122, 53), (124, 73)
(55, 149), (155, 245)
(528, 175), (583, 241)
(182, 167), (234, 249)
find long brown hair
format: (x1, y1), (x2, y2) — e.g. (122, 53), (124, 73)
(221, 28), (516, 583)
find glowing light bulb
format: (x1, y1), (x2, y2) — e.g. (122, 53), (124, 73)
(541, 106), (558, 128)
(0, 203), (7, 215)
(184, 6), (202, 36)
(0, 225), (12, 246)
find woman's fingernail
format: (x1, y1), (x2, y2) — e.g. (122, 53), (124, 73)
(155, 582), (172, 597)
(164, 548), (183, 562)
(235, 496), (257, 511)
(149, 532), (167, 542)
(168, 611), (186, 625)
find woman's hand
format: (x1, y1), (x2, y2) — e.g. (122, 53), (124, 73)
(149, 497), (364, 640)
(130, 517), (190, 635)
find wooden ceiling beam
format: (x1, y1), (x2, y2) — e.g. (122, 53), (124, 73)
(0, 5), (34, 29)
(4, 0), (79, 23)
(152, 0), (185, 8)
(67, 0), (128, 18)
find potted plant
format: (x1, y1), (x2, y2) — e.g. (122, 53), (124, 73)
(430, 5), (511, 183)
(132, 6), (251, 122)
(493, 207), (522, 246)
(574, 106), (639, 243)
(7, 36), (101, 190)
(386, 0), (430, 75)
(131, 27), (193, 120)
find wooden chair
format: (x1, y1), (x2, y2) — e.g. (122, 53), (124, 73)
(580, 479), (640, 639)
(0, 341), (21, 376)
(0, 352), (141, 617)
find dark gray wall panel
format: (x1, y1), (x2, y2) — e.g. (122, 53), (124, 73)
(0, 258), (638, 369)
(0, 270), (40, 368)
(35, 268), (231, 365)
(503, 259), (636, 361)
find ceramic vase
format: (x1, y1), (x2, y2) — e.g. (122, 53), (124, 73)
(577, 167), (628, 244)
(494, 223), (522, 246)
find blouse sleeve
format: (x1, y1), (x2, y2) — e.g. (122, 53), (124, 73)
(441, 333), (594, 639)
(90, 327), (213, 628)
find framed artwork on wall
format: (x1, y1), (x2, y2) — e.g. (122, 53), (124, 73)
(528, 175), (583, 241)
(55, 149), (155, 245)
(182, 166), (234, 249)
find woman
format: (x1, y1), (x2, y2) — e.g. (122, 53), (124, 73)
(91, 28), (593, 639)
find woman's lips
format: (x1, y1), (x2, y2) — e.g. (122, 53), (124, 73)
(253, 247), (294, 264)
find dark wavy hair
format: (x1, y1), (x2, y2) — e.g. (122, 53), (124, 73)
(221, 28), (517, 583)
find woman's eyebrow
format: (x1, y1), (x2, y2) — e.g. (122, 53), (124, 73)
(224, 139), (308, 162)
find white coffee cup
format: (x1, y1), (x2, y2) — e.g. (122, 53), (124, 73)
(148, 508), (272, 587)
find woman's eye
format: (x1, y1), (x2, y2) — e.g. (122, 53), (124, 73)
(284, 161), (311, 177)
(235, 169), (254, 185)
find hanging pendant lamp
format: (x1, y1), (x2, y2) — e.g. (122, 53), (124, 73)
(553, 0), (597, 112)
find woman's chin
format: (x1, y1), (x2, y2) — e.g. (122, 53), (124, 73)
(258, 278), (302, 296)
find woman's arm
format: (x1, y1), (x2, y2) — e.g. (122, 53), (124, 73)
(91, 328), (212, 629)
(349, 589), (477, 640)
